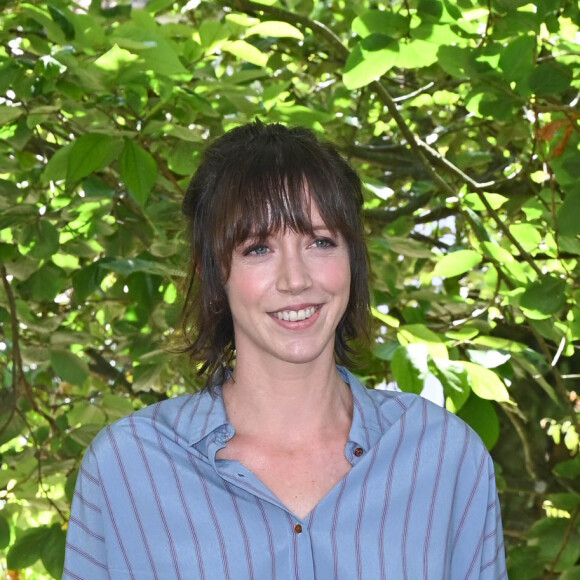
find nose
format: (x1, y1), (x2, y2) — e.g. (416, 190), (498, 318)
(276, 249), (312, 293)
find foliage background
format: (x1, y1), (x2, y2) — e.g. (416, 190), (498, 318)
(0, 0), (579, 577)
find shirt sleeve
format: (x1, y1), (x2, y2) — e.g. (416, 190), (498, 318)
(451, 449), (507, 580)
(63, 443), (110, 579)
(478, 454), (507, 579)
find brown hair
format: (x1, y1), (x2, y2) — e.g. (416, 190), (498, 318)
(180, 120), (369, 387)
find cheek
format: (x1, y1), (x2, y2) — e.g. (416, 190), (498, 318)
(323, 257), (351, 294)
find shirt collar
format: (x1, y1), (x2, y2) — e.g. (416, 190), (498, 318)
(338, 366), (385, 450)
(185, 366), (385, 451)
(186, 386), (229, 447)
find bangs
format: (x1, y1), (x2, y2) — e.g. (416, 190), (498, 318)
(211, 135), (358, 273)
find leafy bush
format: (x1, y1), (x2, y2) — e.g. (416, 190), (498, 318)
(0, 0), (579, 577)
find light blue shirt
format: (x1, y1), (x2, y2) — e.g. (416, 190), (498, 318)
(63, 367), (506, 579)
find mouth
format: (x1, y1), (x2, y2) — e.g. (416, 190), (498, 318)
(271, 305), (319, 322)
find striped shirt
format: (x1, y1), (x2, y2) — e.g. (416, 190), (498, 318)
(63, 366), (506, 579)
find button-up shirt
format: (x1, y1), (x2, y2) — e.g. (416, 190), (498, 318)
(63, 366), (506, 579)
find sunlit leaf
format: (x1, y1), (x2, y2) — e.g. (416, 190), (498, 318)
(343, 37), (398, 90)
(397, 39), (439, 68)
(429, 357), (470, 412)
(222, 40), (268, 67)
(391, 343), (429, 394)
(246, 21), (303, 39)
(460, 361), (510, 402)
(509, 223), (541, 253)
(397, 324), (448, 359)
(432, 250), (482, 278)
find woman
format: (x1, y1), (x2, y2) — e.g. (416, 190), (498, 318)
(63, 121), (506, 579)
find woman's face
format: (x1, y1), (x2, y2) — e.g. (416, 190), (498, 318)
(225, 201), (351, 369)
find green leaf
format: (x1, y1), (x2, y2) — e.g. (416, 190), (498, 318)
(246, 21), (303, 39)
(467, 349), (510, 369)
(529, 61), (573, 95)
(397, 324), (448, 359)
(222, 40), (268, 67)
(28, 221), (60, 260)
(41, 524), (66, 579)
(93, 44), (139, 71)
(145, 0), (176, 14)
(67, 401), (107, 426)
(0, 513), (11, 549)
(343, 37), (399, 90)
(553, 455), (580, 479)
(391, 343), (429, 394)
(72, 260), (109, 302)
(528, 517), (580, 571)
(50, 349), (90, 385)
(432, 250), (482, 278)
(7, 526), (52, 569)
(352, 10), (409, 38)
(397, 39), (439, 68)
(25, 263), (67, 301)
(506, 545), (543, 580)
(68, 424), (102, 447)
(520, 275), (567, 320)
(42, 141), (73, 183)
(371, 306), (399, 328)
(418, 0), (444, 22)
(198, 20), (232, 49)
(101, 393), (135, 419)
(460, 361), (510, 402)
(560, 568), (580, 580)
(112, 17), (189, 76)
(372, 341), (399, 361)
(457, 395), (500, 449)
(0, 105), (24, 125)
(481, 241), (514, 264)
(509, 223), (541, 253)
(0, 410), (27, 446)
(499, 35), (535, 81)
(132, 364), (163, 392)
(67, 133), (123, 186)
(119, 140), (157, 205)
(383, 236), (433, 258)
(47, 2), (75, 40)
(429, 357), (470, 412)
(102, 257), (182, 277)
(437, 45), (468, 77)
(557, 191), (580, 236)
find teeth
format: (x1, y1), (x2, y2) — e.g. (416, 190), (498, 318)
(274, 306), (317, 322)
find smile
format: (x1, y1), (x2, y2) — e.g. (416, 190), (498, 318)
(272, 306), (318, 322)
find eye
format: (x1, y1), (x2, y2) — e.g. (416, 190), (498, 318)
(312, 237), (336, 249)
(243, 243), (269, 256)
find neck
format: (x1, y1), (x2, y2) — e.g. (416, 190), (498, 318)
(222, 358), (352, 443)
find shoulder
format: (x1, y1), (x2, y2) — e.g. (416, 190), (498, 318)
(342, 366), (490, 464)
(86, 390), (213, 459)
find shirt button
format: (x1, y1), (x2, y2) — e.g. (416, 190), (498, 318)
(294, 524), (303, 533)
(354, 447), (364, 457)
